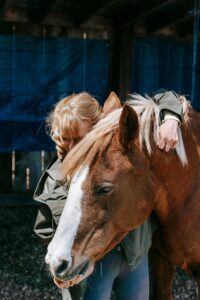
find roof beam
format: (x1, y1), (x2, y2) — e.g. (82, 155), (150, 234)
(176, 18), (199, 38)
(0, 0), (8, 16)
(28, 0), (57, 23)
(74, 0), (111, 26)
(147, 1), (193, 34)
(114, 0), (182, 29)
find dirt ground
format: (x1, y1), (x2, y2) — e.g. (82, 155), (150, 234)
(0, 206), (198, 300)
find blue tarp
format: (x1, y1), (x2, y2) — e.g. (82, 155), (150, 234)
(1, 36), (199, 151)
(0, 36), (109, 151)
(132, 38), (200, 111)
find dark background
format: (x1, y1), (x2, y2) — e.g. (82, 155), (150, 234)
(0, 0), (199, 299)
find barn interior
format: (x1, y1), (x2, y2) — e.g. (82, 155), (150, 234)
(0, 0), (199, 201)
(0, 1), (199, 298)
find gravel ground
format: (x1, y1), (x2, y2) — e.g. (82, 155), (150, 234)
(0, 206), (198, 299)
(0, 206), (61, 300)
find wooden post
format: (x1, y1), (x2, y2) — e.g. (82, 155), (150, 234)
(118, 26), (134, 100)
(0, 151), (54, 205)
(0, 153), (12, 192)
(14, 152), (42, 193)
(109, 30), (121, 96)
(109, 25), (134, 100)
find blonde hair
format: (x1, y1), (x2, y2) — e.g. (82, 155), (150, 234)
(47, 92), (102, 158)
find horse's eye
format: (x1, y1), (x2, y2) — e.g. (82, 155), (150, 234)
(94, 183), (114, 196)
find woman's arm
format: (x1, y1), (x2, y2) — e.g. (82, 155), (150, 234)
(153, 90), (182, 120)
(152, 90), (183, 152)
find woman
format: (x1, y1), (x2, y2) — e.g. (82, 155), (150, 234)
(34, 91), (182, 300)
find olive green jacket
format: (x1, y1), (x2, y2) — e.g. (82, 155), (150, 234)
(151, 89), (182, 119)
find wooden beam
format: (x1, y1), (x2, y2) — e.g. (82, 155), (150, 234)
(27, 0), (57, 23)
(118, 26), (134, 99)
(0, 153), (12, 193)
(114, 0), (182, 29)
(109, 30), (121, 95)
(147, 1), (193, 34)
(0, 0), (7, 15)
(177, 18), (200, 38)
(109, 26), (133, 100)
(0, 21), (108, 38)
(74, 0), (111, 26)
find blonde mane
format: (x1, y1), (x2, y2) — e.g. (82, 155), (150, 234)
(61, 94), (190, 181)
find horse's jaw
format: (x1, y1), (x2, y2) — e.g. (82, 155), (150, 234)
(46, 222), (129, 288)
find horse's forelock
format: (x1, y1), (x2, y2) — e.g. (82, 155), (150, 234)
(61, 130), (116, 181)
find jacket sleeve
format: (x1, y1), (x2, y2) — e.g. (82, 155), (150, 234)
(33, 157), (68, 244)
(152, 90), (183, 122)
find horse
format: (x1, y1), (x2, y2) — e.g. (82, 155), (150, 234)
(45, 92), (200, 299)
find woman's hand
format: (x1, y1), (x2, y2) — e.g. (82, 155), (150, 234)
(157, 119), (179, 152)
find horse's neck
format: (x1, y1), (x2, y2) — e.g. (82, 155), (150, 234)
(150, 128), (199, 224)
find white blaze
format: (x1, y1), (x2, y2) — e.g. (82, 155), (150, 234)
(46, 166), (89, 268)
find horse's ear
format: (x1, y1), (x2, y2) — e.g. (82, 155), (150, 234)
(119, 104), (139, 148)
(103, 91), (121, 115)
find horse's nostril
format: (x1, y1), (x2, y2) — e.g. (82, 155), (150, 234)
(55, 260), (69, 278)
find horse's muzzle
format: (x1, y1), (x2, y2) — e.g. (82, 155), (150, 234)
(53, 258), (91, 283)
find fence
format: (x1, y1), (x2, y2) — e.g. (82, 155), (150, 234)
(0, 151), (54, 205)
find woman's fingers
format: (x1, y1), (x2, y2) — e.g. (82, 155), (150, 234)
(157, 120), (179, 152)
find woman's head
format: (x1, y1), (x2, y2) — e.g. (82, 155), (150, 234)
(47, 92), (102, 158)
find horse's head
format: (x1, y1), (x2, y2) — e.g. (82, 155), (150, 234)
(45, 94), (155, 288)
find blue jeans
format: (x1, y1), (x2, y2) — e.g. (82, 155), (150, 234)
(84, 246), (149, 300)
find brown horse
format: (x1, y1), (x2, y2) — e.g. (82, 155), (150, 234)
(46, 92), (200, 299)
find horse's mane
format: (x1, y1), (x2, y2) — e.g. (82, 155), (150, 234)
(61, 94), (190, 181)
